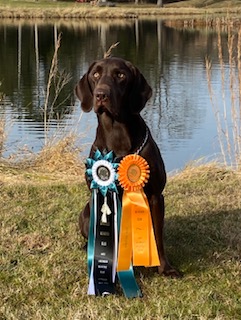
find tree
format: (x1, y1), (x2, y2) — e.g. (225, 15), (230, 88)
(157, 0), (163, 7)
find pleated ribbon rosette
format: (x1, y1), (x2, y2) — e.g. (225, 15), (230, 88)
(85, 150), (120, 296)
(117, 154), (160, 271)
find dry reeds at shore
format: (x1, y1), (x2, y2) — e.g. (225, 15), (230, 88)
(33, 134), (84, 176)
(206, 23), (241, 169)
(0, 134), (85, 186)
(0, 81), (6, 155)
(0, 114), (5, 155)
(43, 32), (72, 145)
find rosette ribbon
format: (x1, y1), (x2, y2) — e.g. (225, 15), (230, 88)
(85, 150), (142, 298)
(86, 149), (119, 296)
(117, 154), (160, 272)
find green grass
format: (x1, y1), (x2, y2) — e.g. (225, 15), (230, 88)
(1, 164), (241, 319)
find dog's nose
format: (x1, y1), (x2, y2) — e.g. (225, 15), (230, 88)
(95, 92), (108, 102)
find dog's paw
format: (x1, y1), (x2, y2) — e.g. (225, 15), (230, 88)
(158, 265), (183, 278)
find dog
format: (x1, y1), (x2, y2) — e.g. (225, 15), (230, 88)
(75, 57), (180, 277)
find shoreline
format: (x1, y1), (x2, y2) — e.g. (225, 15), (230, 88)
(0, 5), (241, 20)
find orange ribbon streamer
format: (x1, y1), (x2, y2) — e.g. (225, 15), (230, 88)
(117, 155), (160, 272)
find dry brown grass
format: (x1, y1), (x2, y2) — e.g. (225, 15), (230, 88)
(0, 134), (85, 186)
(33, 135), (84, 175)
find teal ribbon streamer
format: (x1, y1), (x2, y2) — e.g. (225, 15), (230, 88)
(118, 268), (142, 298)
(87, 191), (96, 276)
(116, 197), (142, 298)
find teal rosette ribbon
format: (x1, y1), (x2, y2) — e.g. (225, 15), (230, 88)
(86, 150), (120, 296)
(85, 149), (142, 298)
(86, 149), (119, 196)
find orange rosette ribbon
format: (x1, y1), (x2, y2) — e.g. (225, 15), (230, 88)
(117, 154), (160, 271)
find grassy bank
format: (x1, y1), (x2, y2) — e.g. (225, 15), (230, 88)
(0, 0), (241, 19)
(1, 162), (241, 319)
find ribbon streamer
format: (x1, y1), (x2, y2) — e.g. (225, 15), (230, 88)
(86, 150), (119, 296)
(117, 154), (160, 272)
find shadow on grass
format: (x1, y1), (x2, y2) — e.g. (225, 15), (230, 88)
(165, 208), (240, 272)
(134, 208), (240, 279)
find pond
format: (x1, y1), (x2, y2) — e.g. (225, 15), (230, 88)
(0, 19), (237, 172)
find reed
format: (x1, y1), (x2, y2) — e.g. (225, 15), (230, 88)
(43, 33), (72, 145)
(0, 82), (6, 155)
(0, 114), (5, 155)
(206, 23), (241, 169)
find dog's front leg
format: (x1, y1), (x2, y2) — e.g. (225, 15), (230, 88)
(149, 194), (182, 278)
(79, 201), (90, 240)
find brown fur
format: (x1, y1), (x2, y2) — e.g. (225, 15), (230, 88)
(75, 57), (181, 277)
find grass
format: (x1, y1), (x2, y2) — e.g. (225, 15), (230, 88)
(1, 160), (241, 319)
(166, 0), (241, 9)
(0, 0), (241, 19)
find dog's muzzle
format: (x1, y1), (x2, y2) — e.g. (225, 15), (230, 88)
(95, 91), (109, 103)
(94, 88), (111, 114)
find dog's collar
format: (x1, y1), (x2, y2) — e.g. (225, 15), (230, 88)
(92, 127), (149, 160)
(135, 127), (149, 155)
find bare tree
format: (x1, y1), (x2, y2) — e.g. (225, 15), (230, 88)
(157, 0), (163, 7)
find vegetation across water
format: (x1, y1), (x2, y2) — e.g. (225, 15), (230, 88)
(0, 0), (241, 19)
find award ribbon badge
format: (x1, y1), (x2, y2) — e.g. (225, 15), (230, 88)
(85, 151), (159, 298)
(85, 150), (142, 298)
(117, 154), (160, 271)
(85, 150), (119, 296)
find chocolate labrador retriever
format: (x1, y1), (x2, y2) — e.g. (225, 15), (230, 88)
(75, 57), (180, 277)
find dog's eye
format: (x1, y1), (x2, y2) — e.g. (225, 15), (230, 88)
(93, 72), (100, 79)
(117, 72), (125, 79)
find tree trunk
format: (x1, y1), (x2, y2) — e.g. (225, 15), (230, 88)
(157, 0), (163, 7)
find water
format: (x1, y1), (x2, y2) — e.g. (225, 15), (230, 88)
(0, 19), (235, 172)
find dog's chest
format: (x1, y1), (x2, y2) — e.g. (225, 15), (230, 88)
(96, 116), (132, 157)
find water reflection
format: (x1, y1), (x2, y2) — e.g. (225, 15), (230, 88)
(0, 19), (233, 171)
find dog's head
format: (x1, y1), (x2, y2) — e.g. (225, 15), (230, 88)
(75, 57), (152, 120)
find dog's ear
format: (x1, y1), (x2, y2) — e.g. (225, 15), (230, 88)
(128, 64), (152, 114)
(75, 63), (95, 112)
